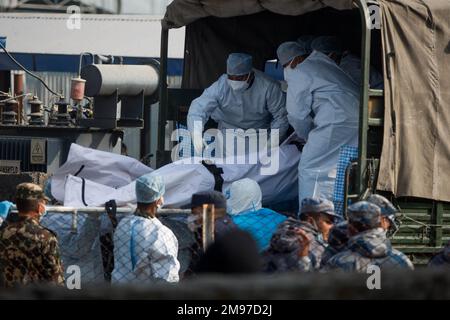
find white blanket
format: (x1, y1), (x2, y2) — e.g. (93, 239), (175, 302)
(54, 142), (300, 208)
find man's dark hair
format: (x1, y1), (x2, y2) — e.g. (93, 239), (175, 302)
(15, 199), (39, 213)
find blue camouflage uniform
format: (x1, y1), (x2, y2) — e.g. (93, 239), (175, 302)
(428, 241), (450, 268)
(320, 221), (349, 267)
(324, 201), (414, 272)
(263, 198), (338, 272)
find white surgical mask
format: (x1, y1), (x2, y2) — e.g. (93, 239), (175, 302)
(227, 74), (250, 91)
(283, 62), (296, 82)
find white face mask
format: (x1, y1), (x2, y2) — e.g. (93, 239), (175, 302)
(283, 61), (296, 82)
(227, 73), (250, 91)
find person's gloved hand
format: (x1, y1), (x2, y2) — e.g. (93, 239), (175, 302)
(192, 131), (204, 156)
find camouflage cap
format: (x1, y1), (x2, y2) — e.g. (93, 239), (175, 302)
(270, 218), (302, 253)
(15, 183), (50, 201)
(347, 201), (381, 228)
(366, 194), (399, 219)
(300, 197), (339, 218)
(328, 221), (349, 249)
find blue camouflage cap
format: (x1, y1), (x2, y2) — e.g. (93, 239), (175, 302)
(277, 41), (308, 66)
(300, 197), (340, 219)
(297, 35), (316, 55)
(135, 173), (165, 204)
(270, 218), (302, 253)
(366, 194), (398, 220)
(347, 201), (381, 228)
(328, 221), (349, 249)
(311, 36), (343, 55)
(227, 53), (253, 76)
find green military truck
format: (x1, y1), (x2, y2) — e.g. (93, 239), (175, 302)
(156, 0), (450, 265)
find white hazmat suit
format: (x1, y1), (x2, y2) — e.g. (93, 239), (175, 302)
(187, 69), (288, 155)
(285, 50), (360, 206)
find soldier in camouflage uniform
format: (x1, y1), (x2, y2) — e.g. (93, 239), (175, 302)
(0, 183), (65, 287)
(323, 201), (414, 272)
(263, 198), (340, 272)
(367, 194), (400, 237)
(320, 221), (349, 267)
(428, 240), (450, 268)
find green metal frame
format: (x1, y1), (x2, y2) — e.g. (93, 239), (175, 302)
(157, 26), (170, 168)
(355, 0), (372, 196)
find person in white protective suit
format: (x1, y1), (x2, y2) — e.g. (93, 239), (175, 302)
(277, 36), (359, 209)
(187, 53), (288, 157)
(112, 173), (180, 284)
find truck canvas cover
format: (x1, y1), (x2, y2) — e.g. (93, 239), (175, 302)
(377, 0), (450, 202)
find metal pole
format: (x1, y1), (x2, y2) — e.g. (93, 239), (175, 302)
(355, 0), (372, 196)
(156, 26), (169, 168)
(13, 72), (24, 124)
(10, 206), (191, 215)
(202, 204), (215, 252)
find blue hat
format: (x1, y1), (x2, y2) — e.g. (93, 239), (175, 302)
(300, 197), (340, 219)
(191, 191), (227, 209)
(227, 53), (252, 76)
(328, 221), (349, 249)
(270, 218), (302, 253)
(297, 35), (316, 55)
(135, 173), (165, 204)
(311, 36), (343, 55)
(277, 41), (308, 66)
(366, 194), (400, 236)
(347, 201), (381, 228)
(366, 194), (398, 219)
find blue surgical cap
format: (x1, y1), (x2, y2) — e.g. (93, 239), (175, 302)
(276, 41), (308, 66)
(297, 35), (316, 55)
(135, 173), (165, 204)
(311, 36), (343, 55)
(227, 53), (252, 76)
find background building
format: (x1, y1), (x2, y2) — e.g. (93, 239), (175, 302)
(0, 0), (182, 164)
(0, 0), (173, 14)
